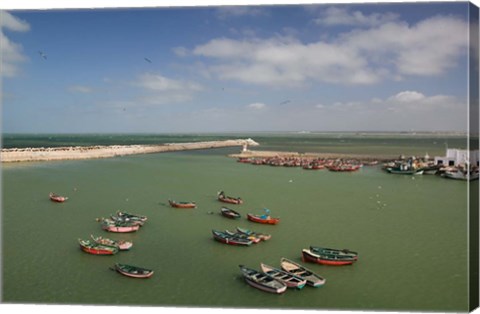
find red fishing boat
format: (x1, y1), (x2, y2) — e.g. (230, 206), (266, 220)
(247, 213), (280, 225)
(100, 219), (140, 233)
(327, 164), (361, 172)
(302, 249), (355, 266)
(78, 239), (118, 255)
(49, 192), (68, 202)
(217, 191), (243, 205)
(169, 200), (197, 208)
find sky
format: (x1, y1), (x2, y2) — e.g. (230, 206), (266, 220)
(1, 1), (478, 133)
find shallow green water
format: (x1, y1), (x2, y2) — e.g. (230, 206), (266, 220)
(1, 135), (473, 311)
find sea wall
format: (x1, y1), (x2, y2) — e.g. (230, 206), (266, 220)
(229, 150), (397, 161)
(1, 139), (259, 163)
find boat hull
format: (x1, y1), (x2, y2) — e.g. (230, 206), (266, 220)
(212, 230), (252, 246)
(115, 264), (154, 278)
(247, 214), (280, 225)
(280, 258), (326, 287)
(244, 277), (287, 294)
(169, 200), (196, 208)
(102, 224), (140, 233)
(302, 249), (355, 266)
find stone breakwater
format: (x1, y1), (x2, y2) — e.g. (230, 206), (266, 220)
(1, 139), (259, 163)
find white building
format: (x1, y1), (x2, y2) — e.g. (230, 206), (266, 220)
(434, 149), (479, 167)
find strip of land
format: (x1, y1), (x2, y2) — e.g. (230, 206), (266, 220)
(1, 139), (259, 163)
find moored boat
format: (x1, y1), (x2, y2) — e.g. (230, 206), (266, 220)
(110, 214), (145, 226)
(115, 211), (147, 222)
(212, 230), (252, 246)
(239, 265), (287, 294)
(280, 258), (326, 287)
(302, 249), (355, 266)
(169, 200), (197, 208)
(91, 234), (133, 250)
(236, 227), (271, 241)
(247, 213), (280, 225)
(49, 192), (68, 203)
(78, 239), (118, 255)
(310, 246), (358, 260)
(260, 263), (307, 289)
(114, 263), (154, 278)
(225, 230), (261, 243)
(217, 191), (243, 205)
(101, 219), (140, 233)
(220, 207), (241, 219)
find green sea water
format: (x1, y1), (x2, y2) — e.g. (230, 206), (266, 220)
(1, 134), (474, 311)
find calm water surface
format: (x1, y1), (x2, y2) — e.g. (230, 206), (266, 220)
(1, 134), (472, 311)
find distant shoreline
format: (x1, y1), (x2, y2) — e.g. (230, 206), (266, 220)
(1, 139), (259, 163)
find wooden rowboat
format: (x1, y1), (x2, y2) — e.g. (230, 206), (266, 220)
(91, 234), (133, 250)
(225, 230), (261, 243)
(260, 263), (306, 289)
(220, 207), (241, 219)
(236, 227), (271, 241)
(302, 249), (355, 266)
(100, 219), (140, 233)
(212, 230), (252, 246)
(310, 246), (358, 260)
(49, 192), (68, 203)
(280, 258), (326, 287)
(217, 191), (243, 204)
(169, 200), (196, 208)
(247, 213), (280, 225)
(239, 265), (286, 294)
(114, 263), (154, 278)
(78, 239), (118, 255)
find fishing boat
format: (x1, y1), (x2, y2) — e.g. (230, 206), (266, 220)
(327, 164), (361, 172)
(302, 249), (355, 266)
(260, 263), (307, 289)
(220, 207), (241, 219)
(302, 163), (325, 170)
(386, 167), (424, 175)
(78, 239), (118, 255)
(217, 191), (243, 205)
(109, 215), (145, 226)
(100, 219), (140, 233)
(280, 258), (326, 287)
(212, 230), (252, 246)
(310, 246), (358, 260)
(225, 230), (261, 243)
(49, 192), (68, 203)
(239, 265), (287, 294)
(114, 263), (154, 278)
(169, 200), (197, 208)
(443, 168), (479, 181)
(90, 235), (133, 250)
(247, 209), (280, 225)
(236, 227), (271, 241)
(115, 211), (147, 222)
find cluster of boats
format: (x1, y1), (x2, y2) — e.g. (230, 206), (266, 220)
(239, 247), (358, 294)
(238, 157), (368, 172)
(383, 158), (479, 180)
(77, 208), (153, 279)
(212, 228), (271, 246)
(97, 211), (147, 233)
(239, 258), (327, 294)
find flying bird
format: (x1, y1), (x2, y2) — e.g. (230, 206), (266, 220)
(279, 100), (291, 105)
(144, 57), (152, 63)
(38, 51), (47, 60)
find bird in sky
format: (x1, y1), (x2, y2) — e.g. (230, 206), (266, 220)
(144, 57), (152, 63)
(279, 100), (291, 105)
(38, 51), (47, 60)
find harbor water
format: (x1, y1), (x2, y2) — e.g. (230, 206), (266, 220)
(1, 133), (473, 311)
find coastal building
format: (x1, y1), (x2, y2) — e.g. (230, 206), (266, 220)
(434, 149), (479, 167)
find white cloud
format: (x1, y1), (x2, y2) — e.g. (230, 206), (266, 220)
(313, 7), (399, 27)
(247, 102), (266, 110)
(173, 46), (188, 57)
(134, 73), (203, 105)
(1, 11), (30, 78)
(192, 15), (468, 87)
